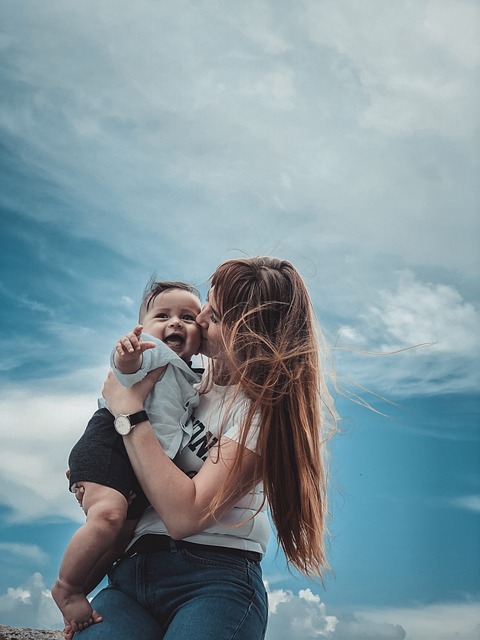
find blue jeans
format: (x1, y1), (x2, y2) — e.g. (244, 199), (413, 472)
(74, 543), (268, 639)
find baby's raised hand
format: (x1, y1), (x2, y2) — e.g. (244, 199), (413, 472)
(114, 325), (157, 374)
(115, 325), (156, 360)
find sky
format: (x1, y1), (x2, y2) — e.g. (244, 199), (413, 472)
(0, 0), (479, 638)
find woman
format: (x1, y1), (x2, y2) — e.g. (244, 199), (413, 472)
(73, 256), (335, 640)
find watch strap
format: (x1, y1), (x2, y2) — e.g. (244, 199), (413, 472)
(128, 410), (149, 427)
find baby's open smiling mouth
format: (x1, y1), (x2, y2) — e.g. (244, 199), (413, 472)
(164, 334), (185, 349)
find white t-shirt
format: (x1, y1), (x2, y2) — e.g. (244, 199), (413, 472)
(130, 382), (270, 555)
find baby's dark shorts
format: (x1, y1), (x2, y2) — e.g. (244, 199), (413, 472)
(68, 408), (148, 519)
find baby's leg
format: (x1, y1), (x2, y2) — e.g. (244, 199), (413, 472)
(81, 517), (138, 597)
(52, 482), (128, 633)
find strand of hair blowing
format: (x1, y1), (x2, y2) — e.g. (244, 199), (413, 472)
(209, 257), (335, 578)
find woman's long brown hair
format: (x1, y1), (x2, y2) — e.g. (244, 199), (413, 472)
(206, 257), (336, 578)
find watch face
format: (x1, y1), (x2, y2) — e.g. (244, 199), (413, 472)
(114, 415), (131, 436)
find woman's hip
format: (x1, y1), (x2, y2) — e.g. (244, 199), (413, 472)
(104, 544), (268, 639)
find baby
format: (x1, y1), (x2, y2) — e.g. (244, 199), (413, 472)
(52, 280), (202, 635)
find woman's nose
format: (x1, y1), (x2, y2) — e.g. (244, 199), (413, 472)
(196, 306), (207, 327)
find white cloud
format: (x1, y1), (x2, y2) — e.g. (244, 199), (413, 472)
(265, 585), (407, 639)
(0, 544), (48, 565)
(267, 585), (291, 614)
(121, 295), (135, 308)
(332, 615), (406, 639)
(360, 600), (480, 640)
(0, 572), (61, 630)
(424, 0), (480, 69)
(250, 68), (296, 110)
(368, 271), (479, 355)
(18, 295), (55, 316)
(1, 0), (478, 279)
(265, 585), (338, 638)
(0, 381), (102, 523)
(222, 0), (292, 55)
(336, 270), (480, 396)
(302, 0), (479, 137)
(266, 586), (480, 640)
(451, 494), (480, 513)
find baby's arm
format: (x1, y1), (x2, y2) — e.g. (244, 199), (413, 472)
(114, 325), (156, 374)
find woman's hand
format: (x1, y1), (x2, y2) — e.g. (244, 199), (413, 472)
(65, 470), (85, 511)
(102, 367), (163, 416)
(70, 480), (136, 510)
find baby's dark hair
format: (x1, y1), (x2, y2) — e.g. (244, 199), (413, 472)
(139, 278), (201, 323)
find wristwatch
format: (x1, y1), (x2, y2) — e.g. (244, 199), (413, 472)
(114, 410), (149, 436)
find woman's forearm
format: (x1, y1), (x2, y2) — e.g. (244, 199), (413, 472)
(123, 421), (257, 540)
(124, 423), (200, 539)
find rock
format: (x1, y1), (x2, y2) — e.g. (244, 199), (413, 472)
(0, 626), (63, 640)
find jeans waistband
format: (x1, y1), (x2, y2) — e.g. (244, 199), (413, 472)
(127, 534), (262, 563)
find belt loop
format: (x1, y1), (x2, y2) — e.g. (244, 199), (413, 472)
(168, 537), (178, 554)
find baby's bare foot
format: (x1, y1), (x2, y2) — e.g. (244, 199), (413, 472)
(63, 623), (73, 640)
(52, 579), (102, 633)
(63, 611), (102, 640)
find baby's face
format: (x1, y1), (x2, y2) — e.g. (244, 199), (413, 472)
(141, 289), (202, 361)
